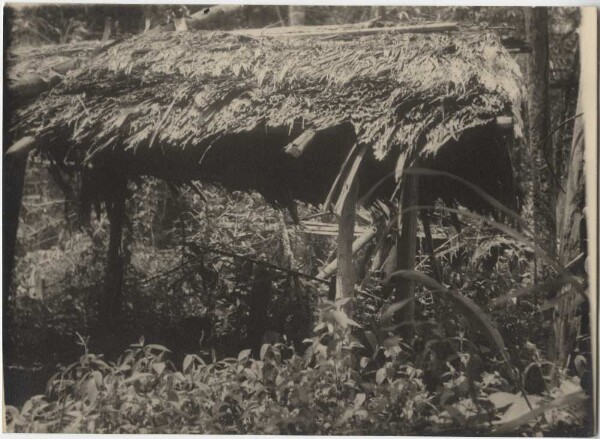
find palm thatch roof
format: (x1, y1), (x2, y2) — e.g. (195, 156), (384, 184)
(7, 23), (524, 211)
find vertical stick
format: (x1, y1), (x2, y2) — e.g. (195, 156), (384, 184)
(3, 137), (36, 294)
(99, 175), (128, 343)
(248, 264), (271, 358)
(101, 16), (112, 42)
(288, 5), (306, 26)
(396, 174), (418, 341)
(336, 179), (358, 316)
(3, 138), (36, 368)
(422, 211), (443, 283)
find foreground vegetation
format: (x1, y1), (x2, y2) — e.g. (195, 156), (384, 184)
(5, 299), (590, 435)
(5, 174), (592, 435)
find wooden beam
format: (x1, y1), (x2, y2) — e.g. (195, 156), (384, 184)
(284, 129), (317, 158)
(395, 174), (419, 341)
(495, 116), (513, 130)
(5, 136), (36, 158)
(230, 21), (459, 39)
(335, 178), (358, 315)
(187, 4), (245, 29)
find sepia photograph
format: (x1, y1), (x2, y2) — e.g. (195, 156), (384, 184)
(2, 3), (597, 435)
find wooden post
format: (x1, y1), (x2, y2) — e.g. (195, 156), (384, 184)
(248, 264), (271, 358)
(173, 17), (188, 32)
(336, 180), (358, 316)
(395, 174), (419, 341)
(3, 137), (36, 294)
(421, 211), (443, 283)
(288, 5), (306, 26)
(3, 137), (36, 372)
(101, 16), (113, 42)
(99, 175), (128, 341)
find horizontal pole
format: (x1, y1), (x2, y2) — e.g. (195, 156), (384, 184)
(5, 136), (36, 159)
(230, 21), (459, 39)
(186, 242), (330, 285)
(317, 226), (377, 279)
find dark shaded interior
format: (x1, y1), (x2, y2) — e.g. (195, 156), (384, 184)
(45, 118), (518, 217)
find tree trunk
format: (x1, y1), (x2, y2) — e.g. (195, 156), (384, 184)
(525, 8), (556, 271)
(395, 174), (418, 341)
(288, 6), (306, 26)
(554, 68), (587, 377)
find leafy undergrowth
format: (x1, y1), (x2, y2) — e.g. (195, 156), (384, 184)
(5, 300), (589, 435)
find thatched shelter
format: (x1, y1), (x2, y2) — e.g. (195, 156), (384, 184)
(8, 23), (522, 208)
(5, 21), (524, 330)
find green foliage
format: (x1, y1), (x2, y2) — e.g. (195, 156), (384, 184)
(6, 299), (588, 435)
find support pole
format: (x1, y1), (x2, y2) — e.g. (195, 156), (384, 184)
(3, 137), (36, 294)
(98, 175), (128, 345)
(3, 137), (36, 369)
(395, 174), (419, 341)
(248, 264), (271, 358)
(336, 179), (358, 316)
(421, 211), (443, 283)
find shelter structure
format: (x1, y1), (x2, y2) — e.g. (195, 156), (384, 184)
(5, 21), (524, 332)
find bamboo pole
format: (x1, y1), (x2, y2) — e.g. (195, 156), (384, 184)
(318, 226), (376, 279)
(230, 21), (459, 39)
(335, 179), (358, 315)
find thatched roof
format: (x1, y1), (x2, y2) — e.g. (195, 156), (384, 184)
(7, 23), (523, 210)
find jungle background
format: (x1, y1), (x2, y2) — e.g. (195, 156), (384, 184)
(2, 4), (593, 435)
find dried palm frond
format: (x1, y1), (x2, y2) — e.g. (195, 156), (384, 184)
(8, 24), (523, 209)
